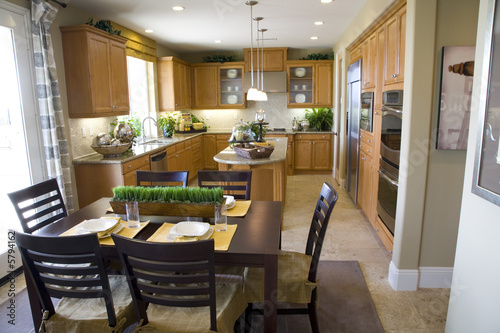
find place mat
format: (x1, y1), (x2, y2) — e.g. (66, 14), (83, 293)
(147, 222), (237, 251)
(59, 217), (149, 245)
(227, 200), (251, 217)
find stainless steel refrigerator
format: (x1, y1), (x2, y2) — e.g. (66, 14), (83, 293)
(346, 59), (361, 204)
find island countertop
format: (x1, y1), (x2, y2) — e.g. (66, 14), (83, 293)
(213, 137), (288, 166)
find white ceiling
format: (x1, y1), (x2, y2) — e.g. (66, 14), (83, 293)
(67, 0), (367, 53)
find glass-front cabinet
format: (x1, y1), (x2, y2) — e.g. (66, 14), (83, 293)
(287, 60), (333, 108)
(219, 65), (245, 108)
(288, 65), (314, 107)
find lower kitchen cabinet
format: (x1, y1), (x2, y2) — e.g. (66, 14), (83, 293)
(294, 134), (332, 172)
(216, 134), (231, 154)
(166, 142), (186, 173)
(203, 135), (217, 170)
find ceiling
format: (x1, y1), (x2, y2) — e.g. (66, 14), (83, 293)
(67, 0), (368, 53)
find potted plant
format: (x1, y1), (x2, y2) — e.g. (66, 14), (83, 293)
(190, 114), (210, 130)
(304, 108), (334, 131)
(157, 113), (177, 137)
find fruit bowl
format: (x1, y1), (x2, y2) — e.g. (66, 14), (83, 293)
(91, 143), (130, 157)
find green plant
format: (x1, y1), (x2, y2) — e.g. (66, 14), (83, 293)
(202, 55), (239, 63)
(112, 186), (224, 204)
(304, 108), (333, 131)
(299, 52), (334, 60)
(190, 114), (210, 129)
(249, 122), (268, 139)
(157, 113), (177, 137)
(110, 115), (141, 145)
(86, 18), (121, 36)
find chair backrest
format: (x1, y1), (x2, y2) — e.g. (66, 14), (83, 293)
(112, 235), (217, 331)
(197, 170), (252, 200)
(8, 178), (67, 234)
(136, 170), (189, 187)
(306, 182), (338, 282)
(14, 231), (118, 327)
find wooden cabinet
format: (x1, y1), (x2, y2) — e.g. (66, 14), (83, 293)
(269, 134), (294, 175)
(123, 156), (151, 186)
(287, 60), (333, 108)
(166, 142), (186, 172)
(362, 32), (377, 90)
(350, 45), (363, 64)
(358, 130), (378, 225)
(192, 136), (202, 180)
(216, 134), (231, 154)
(244, 47), (288, 72)
(203, 134), (218, 170)
(191, 63), (245, 109)
(384, 6), (406, 86)
(60, 25), (129, 118)
(157, 57), (191, 111)
(294, 134), (332, 171)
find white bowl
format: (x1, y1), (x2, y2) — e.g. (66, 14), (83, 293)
(227, 69), (238, 78)
(224, 195), (235, 209)
(227, 95), (238, 104)
(294, 67), (306, 78)
(79, 218), (119, 233)
(174, 222), (211, 237)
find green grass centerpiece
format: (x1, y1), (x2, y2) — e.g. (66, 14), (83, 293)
(110, 186), (224, 217)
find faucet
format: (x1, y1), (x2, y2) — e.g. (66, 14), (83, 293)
(141, 116), (157, 142)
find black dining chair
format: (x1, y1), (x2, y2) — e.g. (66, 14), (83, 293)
(197, 170), (252, 200)
(8, 178), (67, 233)
(15, 231), (136, 332)
(243, 182), (338, 333)
(112, 235), (247, 332)
(136, 170), (189, 187)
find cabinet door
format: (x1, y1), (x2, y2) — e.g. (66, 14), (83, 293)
(315, 62), (333, 107)
(109, 40), (129, 112)
(88, 34), (113, 113)
(192, 66), (218, 108)
(398, 7), (406, 83)
(384, 8), (405, 86)
(358, 150), (372, 212)
(294, 139), (312, 170)
(219, 66), (245, 108)
(288, 64), (314, 107)
(123, 164), (150, 186)
(312, 139), (331, 170)
(181, 63), (192, 109)
(203, 135), (217, 170)
(362, 33), (377, 90)
(184, 141), (194, 176)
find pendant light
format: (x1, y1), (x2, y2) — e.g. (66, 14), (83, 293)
(245, 1), (259, 101)
(259, 28), (268, 101)
(254, 17), (266, 101)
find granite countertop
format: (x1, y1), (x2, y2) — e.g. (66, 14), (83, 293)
(213, 137), (287, 166)
(72, 129), (332, 165)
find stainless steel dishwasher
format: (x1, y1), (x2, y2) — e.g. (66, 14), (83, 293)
(150, 150), (168, 172)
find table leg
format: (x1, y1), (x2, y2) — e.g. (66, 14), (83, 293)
(263, 251), (278, 333)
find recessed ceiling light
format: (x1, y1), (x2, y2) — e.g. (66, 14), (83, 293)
(145, 29), (154, 33)
(172, 6), (185, 11)
(311, 36), (319, 40)
(321, 0), (333, 3)
(214, 40), (222, 43)
(314, 21), (324, 26)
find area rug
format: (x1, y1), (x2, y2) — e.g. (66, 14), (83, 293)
(0, 260), (383, 333)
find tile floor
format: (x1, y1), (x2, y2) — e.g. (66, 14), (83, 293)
(0, 174), (450, 332)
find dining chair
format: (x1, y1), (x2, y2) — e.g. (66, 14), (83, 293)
(8, 178), (67, 234)
(111, 235), (247, 332)
(197, 170), (252, 200)
(243, 182), (338, 333)
(15, 231), (136, 333)
(136, 170), (189, 187)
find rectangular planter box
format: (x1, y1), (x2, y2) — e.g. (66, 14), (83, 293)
(110, 201), (218, 218)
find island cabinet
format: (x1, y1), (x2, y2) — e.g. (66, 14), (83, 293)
(157, 57), (191, 111)
(384, 6), (406, 86)
(286, 60), (333, 108)
(203, 134), (218, 170)
(294, 134), (332, 172)
(269, 134), (294, 175)
(243, 47), (288, 72)
(191, 63), (245, 109)
(60, 25), (129, 118)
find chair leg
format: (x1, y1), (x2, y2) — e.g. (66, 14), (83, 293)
(308, 290), (320, 333)
(244, 303), (253, 333)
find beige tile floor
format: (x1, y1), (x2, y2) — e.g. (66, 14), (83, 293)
(1, 174), (450, 332)
(282, 174), (450, 333)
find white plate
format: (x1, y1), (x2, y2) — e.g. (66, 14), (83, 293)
(227, 95), (238, 104)
(294, 67), (306, 77)
(295, 94), (306, 103)
(224, 195), (235, 209)
(174, 222), (211, 237)
(78, 219), (119, 233)
(99, 224), (124, 238)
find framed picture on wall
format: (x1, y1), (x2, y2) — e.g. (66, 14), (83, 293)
(436, 46), (475, 150)
(472, 0), (500, 206)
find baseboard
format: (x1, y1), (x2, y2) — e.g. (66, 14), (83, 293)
(418, 266), (453, 288)
(388, 261), (419, 291)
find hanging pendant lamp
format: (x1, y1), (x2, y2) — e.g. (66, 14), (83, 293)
(259, 28), (268, 101)
(245, 1), (259, 101)
(254, 17), (266, 101)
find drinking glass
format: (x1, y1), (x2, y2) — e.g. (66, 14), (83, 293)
(214, 203), (227, 232)
(126, 201), (140, 228)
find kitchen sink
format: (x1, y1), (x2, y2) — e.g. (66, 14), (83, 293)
(138, 138), (173, 145)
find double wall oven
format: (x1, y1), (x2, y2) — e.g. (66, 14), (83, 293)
(377, 90), (403, 235)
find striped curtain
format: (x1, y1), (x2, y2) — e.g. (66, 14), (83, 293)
(31, 0), (73, 211)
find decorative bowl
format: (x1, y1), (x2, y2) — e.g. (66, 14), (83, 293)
(91, 143), (130, 157)
(113, 123), (134, 143)
(294, 67), (306, 78)
(192, 123), (204, 130)
(227, 95), (238, 104)
(227, 69), (238, 78)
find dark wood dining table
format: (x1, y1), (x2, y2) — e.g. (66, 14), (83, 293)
(25, 197), (282, 333)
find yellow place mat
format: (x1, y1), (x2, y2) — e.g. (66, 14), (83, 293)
(59, 217), (150, 245)
(227, 200), (251, 217)
(147, 223), (237, 251)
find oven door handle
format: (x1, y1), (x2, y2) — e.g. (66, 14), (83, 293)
(381, 106), (403, 114)
(379, 169), (398, 187)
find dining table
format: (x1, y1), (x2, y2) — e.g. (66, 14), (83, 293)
(24, 197), (282, 333)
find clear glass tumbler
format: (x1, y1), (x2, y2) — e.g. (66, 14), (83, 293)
(214, 203), (227, 232)
(126, 201), (140, 228)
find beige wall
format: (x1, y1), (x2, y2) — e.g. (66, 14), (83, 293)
(446, 0), (500, 330)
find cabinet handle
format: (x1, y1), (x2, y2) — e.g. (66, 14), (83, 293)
(367, 150), (371, 153)
(322, 136), (326, 139)
(361, 157), (366, 161)
(375, 229), (379, 232)
(146, 159), (149, 162)
(128, 165), (132, 168)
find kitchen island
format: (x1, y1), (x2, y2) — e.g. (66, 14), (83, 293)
(214, 137), (288, 206)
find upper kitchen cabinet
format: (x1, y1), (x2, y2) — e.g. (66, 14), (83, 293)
(384, 6), (406, 86)
(60, 25), (129, 118)
(157, 57), (191, 111)
(362, 32), (377, 90)
(191, 62), (246, 109)
(244, 47), (288, 72)
(286, 60), (333, 108)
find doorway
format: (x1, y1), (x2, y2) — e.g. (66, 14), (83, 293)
(0, 1), (45, 278)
